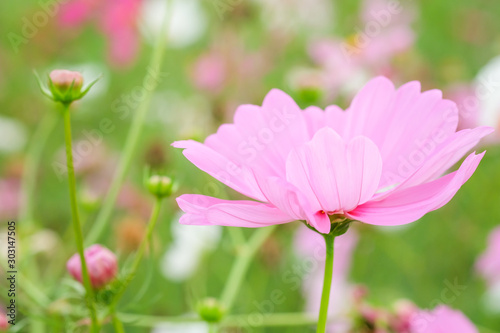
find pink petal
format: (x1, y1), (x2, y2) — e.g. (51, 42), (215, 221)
(342, 77), (459, 189)
(253, 175), (307, 220)
(173, 89), (310, 201)
(172, 140), (266, 201)
(302, 106), (326, 136)
(231, 89), (310, 173)
(411, 305), (478, 333)
(382, 126), (494, 194)
(286, 127), (382, 214)
(177, 194), (294, 228)
(348, 152), (485, 225)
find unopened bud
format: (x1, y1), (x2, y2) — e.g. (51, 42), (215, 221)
(197, 297), (226, 323)
(35, 69), (99, 105)
(66, 244), (118, 289)
(49, 70), (83, 93)
(146, 175), (174, 198)
(48, 70), (85, 104)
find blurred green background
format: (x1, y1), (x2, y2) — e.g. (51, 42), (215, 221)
(1, 0), (500, 332)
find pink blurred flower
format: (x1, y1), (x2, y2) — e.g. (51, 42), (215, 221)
(0, 178), (20, 219)
(67, 244), (118, 289)
(476, 226), (500, 287)
(59, 0), (142, 68)
(189, 32), (271, 101)
(392, 300), (419, 333)
(410, 305), (478, 333)
(295, 225), (358, 331)
(191, 52), (227, 93)
(0, 312), (8, 331)
(174, 77), (492, 233)
(308, 0), (416, 100)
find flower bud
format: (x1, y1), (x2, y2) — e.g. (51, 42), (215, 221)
(0, 312), (8, 331)
(35, 69), (99, 105)
(49, 70), (83, 93)
(66, 244), (118, 289)
(48, 70), (85, 104)
(197, 298), (226, 323)
(146, 175), (174, 198)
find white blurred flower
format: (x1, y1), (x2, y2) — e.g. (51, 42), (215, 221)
(253, 0), (334, 34)
(484, 282), (500, 313)
(161, 212), (221, 281)
(0, 116), (27, 154)
(152, 322), (209, 333)
(140, 0), (207, 48)
(151, 91), (213, 138)
(475, 56), (500, 129)
(30, 229), (60, 255)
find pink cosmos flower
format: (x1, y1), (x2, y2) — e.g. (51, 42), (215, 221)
(59, 0), (142, 68)
(174, 77), (492, 234)
(410, 305), (478, 333)
(67, 244), (118, 289)
(476, 226), (500, 287)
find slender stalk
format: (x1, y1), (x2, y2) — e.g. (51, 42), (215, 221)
(111, 308), (125, 333)
(111, 197), (163, 307)
(85, 0), (172, 245)
(62, 106), (99, 332)
(317, 233), (335, 333)
(220, 225), (276, 310)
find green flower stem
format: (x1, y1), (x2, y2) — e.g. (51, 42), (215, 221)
(111, 307), (125, 333)
(220, 225), (276, 311)
(62, 105), (99, 333)
(85, 0), (172, 245)
(317, 233), (335, 333)
(19, 111), (58, 227)
(111, 196), (163, 307)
